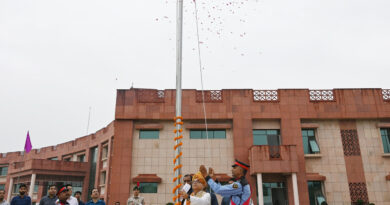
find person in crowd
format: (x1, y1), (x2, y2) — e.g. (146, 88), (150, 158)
(180, 172), (210, 205)
(200, 159), (251, 205)
(10, 184), (31, 205)
(181, 174), (193, 205)
(74, 191), (84, 205)
(0, 189), (10, 205)
(221, 178), (235, 205)
(55, 187), (69, 205)
(127, 186), (144, 205)
(85, 188), (105, 205)
(65, 185), (78, 205)
(39, 185), (58, 205)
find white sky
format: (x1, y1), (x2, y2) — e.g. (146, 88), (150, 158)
(0, 0), (389, 153)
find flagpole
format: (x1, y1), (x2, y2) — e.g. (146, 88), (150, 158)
(174, 0), (183, 202)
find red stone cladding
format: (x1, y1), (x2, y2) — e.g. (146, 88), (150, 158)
(249, 145), (299, 174)
(0, 122), (114, 202)
(113, 88), (390, 205)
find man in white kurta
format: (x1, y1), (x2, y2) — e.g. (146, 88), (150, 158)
(181, 172), (211, 205)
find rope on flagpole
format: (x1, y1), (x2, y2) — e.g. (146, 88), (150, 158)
(172, 116), (183, 205)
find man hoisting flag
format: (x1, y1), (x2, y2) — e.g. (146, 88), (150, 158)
(24, 131), (32, 153)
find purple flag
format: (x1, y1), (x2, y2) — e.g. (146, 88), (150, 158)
(24, 131), (32, 153)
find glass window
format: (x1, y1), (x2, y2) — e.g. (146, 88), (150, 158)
(213, 130), (226, 139)
(13, 184), (20, 194)
(189, 130), (226, 139)
(102, 145), (108, 159)
(88, 147), (98, 200)
(100, 172), (106, 185)
(309, 140), (320, 153)
(0, 184), (5, 190)
(139, 130), (159, 139)
(139, 183), (158, 193)
(261, 182), (288, 205)
(308, 181), (326, 205)
(190, 130), (202, 139)
(253, 130), (280, 146)
(302, 129), (320, 154)
(77, 155), (85, 162)
(34, 183), (39, 193)
(0, 167), (8, 176)
(49, 157), (58, 161)
(380, 128), (390, 153)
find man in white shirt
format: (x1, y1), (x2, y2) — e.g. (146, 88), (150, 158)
(0, 189), (10, 205)
(65, 185), (78, 205)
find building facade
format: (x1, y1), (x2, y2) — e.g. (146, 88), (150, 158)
(1, 88), (390, 205)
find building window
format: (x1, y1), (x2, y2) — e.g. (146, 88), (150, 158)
(139, 183), (158, 193)
(77, 154), (85, 162)
(0, 184), (5, 190)
(380, 128), (390, 153)
(48, 157), (58, 161)
(308, 181), (326, 205)
(102, 145), (108, 159)
(63, 157), (71, 161)
(302, 129), (320, 154)
(139, 130), (159, 139)
(0, 167), (8, 176)
(34, 183), (39, 193)
(190, 130), (226, 139)
(100, 172), (106, 185)
(13, 184), (20, 194)
(253, 130), (280, 145)
(88, 147), (98, 201)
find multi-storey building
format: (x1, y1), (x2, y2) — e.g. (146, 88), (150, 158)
(1, 88), (390, 205)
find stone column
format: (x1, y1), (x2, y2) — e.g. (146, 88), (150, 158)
(256, 173), (264, 205)
(292, 173), (300, 205)
(28, 174), (36, 197)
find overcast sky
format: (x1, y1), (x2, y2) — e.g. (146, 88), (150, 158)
(1, 0), (389, 153)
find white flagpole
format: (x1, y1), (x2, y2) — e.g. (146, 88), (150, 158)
(174, 0), (183, 202)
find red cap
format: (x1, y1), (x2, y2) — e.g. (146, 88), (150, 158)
(232, 159), (250, 170)
(57, 187), (68, 196)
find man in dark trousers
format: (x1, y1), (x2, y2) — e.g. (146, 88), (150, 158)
(39, 185), (57, 205)
(10, 184), (31, 205)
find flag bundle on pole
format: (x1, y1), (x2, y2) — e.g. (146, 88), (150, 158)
(24, 131), (32, 153)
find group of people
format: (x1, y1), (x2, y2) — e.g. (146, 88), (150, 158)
(126, 159), (252, 205)
(0, 159), (251, 205)
(178, 160), (252, 205)
(0, 184), (106, 205)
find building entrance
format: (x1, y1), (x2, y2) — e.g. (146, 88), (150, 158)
(263, 182), (288, 205)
